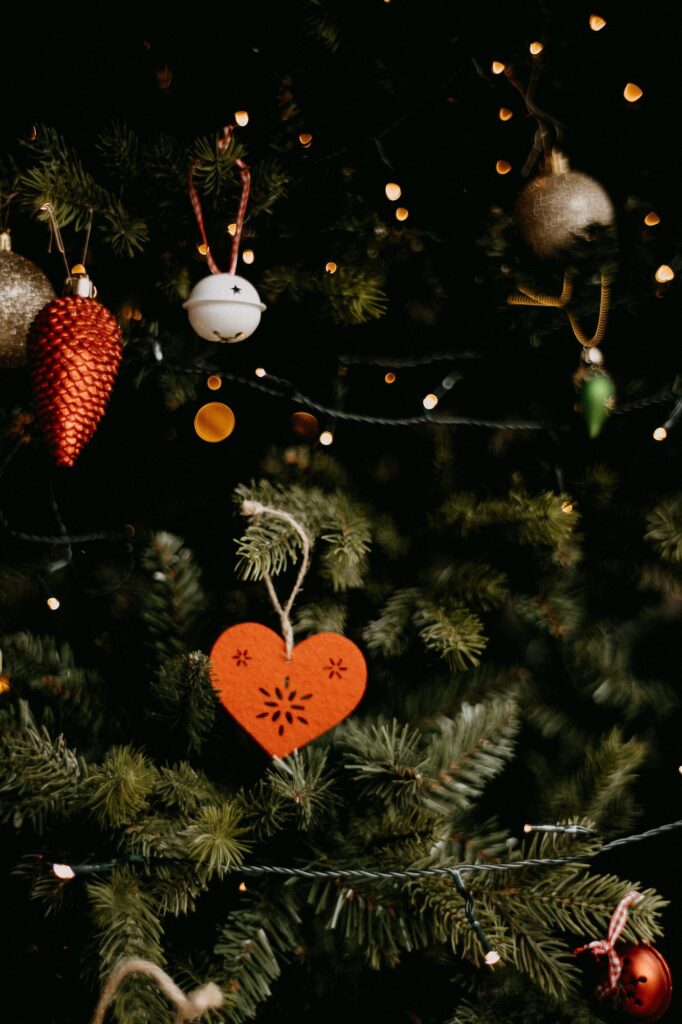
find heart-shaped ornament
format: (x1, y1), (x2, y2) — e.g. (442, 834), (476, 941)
(210, 623), (367, 757)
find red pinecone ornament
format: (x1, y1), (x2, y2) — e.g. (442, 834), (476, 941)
(27, 295), (122, 467)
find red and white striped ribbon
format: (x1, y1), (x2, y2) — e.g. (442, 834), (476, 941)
(187, 124), (251, 276)
(574, 891), (642, 997)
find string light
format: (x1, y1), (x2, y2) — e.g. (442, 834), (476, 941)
(319, 430), (334, 446)
(227, 223), (237, 236)
(499, 107), (513, 121)
(325, 261), (338, 274)
(644, 211), (661, 226)
(255, 367), (267, 378)
(423, 394), (438, 410)
(624, 82), (643, 103)
(491, 61), (505, 75)
(385, 182), (401, 200)
(46, 597), (60, 611)
(496, 160), (512, 175)
(561, 501), (574, 514)
(234, 111), (249, 127)
(207, 375), (222, 391)
(529, 41), (544, 55)
(197, 243), (209, 256)
(52, 864), (76, 880)
(484, 951), (501, 966)
(395, 207), (409, 221)
(242, 249), (255, 265)
(655, 264), (674, 283)
(384, 372), (397, 384)
(653, 427), (668, 441)
(238, 881), (248, 892)
(298, 133), (313, 147)
(523, 823), (596, 836)
(589, 14), (607, 31)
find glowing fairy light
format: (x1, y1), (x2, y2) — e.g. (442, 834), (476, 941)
(325, 261), (338, 273)
(644, 212), (660, 226)
(561, 501), (574, 514)
(385, 182), (401, 200)
(207, 375), (222, 391)
(485, 951), (501, 966)
(624, 83), (643, 103)
(589, 14), (607, 31)
(655, 264), (674, 283)
(423, 394), (438, 410)
(491, 61), (505, 75)
(227, 223), (237, 236)
(499, 107), (513, 121)
(653, 427), (668, 441)
(298, 133), (313, 147)
(47, 597), (60, 611)
(496, 160), (512, 175)
(53, 864), (76, 880)
(242, 249), (255, 265)
(238, 881), (247, 892)
(384, 372), (396, 384)
(255, 367), (267, 377)
(319, 430), (334, 446)
(197, 243), (209, 255)
(529, 42), (544, 55)
(395, 207), (409, 221)
(235, 111), (249, 127)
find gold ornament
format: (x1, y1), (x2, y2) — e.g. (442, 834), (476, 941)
(516, 158), (614, 258)
(0, 232), (56, 368)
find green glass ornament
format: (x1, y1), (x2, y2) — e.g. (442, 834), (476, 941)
(578, 372), (616, 438)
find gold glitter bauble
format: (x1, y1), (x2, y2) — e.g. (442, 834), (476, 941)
(0, 242), (56, 368)
(516, 170), (614, 258)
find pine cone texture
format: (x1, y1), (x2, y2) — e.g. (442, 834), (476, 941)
(27, 296), (122, 468)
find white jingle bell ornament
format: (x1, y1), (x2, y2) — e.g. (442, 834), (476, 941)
(183, 273), (266, 343)
(516, 151), (614, 259)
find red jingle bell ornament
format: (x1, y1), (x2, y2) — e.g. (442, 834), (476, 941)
(615, 943), (672, 1021)
(27, 265), (122, 468)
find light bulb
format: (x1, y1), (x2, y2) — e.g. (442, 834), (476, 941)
(491, 61), (505, 75)
(197, 243), (209, 255)
(385, 182), (401, 201)
(325, 261), (338, 273)
(653, 427), (668, 441)
(53, 863), (76, 880)
(485, 951), (501, 965)
(496, 160), (512, 175)
(384, 372), (396, 384)
(298, 133), (313, 147)
(255, 367), (267, 377)
(589, 14), (607, 31)
(238, 881), (248, 892)
(423, 394), (438, 410)
(227, 223), (237, 236)
(319, 430), (334, 446)
(624, 83), (643, 103)
(587, 346), (603, 364)
(655, 264), (674, 283)
(561, 501), (574, 514)
(235, 110), (249, 127)
(207, 375), (222, 391)
(644, 212), (660, 226)
(523, 824), (533, 833)
(395, 207), (409, 221)
(242, 249), (255, 265)
(47, 597), (60, 611)
(499, 107), (513, 121)
(529, 41), (544, 55)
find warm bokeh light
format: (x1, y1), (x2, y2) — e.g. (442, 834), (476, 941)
(496, 160), (512, 175)
(561, 501), (574, 514)
(71, 263), (86, 275)
(624, 82), (643, 103)
(499, 107), (513, 121)
(655, 264), (674, 283)
(385, 182), (401, 200)
(325, 261), (338, 273)
(384, 372), (396, 384)
(194, 402), (236, 442)
(529, 41), (544, 55)
(485, 951), (501, 966)
(298, 133), (313, 147)
(423, 394), (438, 410)
(644, 211), (661, 226)
(235, 110), (249, 127)
(53, 863), (76, 880)
(319, 430), (334, 446)
(0, 677), (10, 694)
(242, 249), (255, 264)
(238, 881), (248, 892)
(395, 207), (409, 221)
(47, 597), (60, 611)
(589, 14), (607, 31)
(197, 243), (209, 256)
(227, 222), (237, 236)
(491, 61), (505, 75)
(207, 375), (222, 391)
(653, 426), (668, 441)
(255, 367), (267, 377)
(291, 411), (319, 438)
(523, 824), (533, 833)
(587, 346), (603, 364)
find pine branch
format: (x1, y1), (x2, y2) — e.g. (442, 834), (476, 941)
(414, 599), (488, 671)
(182, 802), (250, 879)
(646, 496), (682, 562)
(137, 532), (205, 662)
(342, 718), (432, 807)
(83, 746), (159, 828)
(151, 651), (218, 756)
(266, 748), (336, 829)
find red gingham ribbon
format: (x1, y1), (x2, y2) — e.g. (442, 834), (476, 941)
(187, 124), (251, 276)
(574, 891), (642, 998)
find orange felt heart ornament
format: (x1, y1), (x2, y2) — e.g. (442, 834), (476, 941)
(210, 622), (367, 757)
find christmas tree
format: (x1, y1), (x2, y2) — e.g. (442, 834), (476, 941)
(1, 4), (680, 1022)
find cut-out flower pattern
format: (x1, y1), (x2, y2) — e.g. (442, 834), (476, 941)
(255, 677), (312, 736)
(324, 657), (347, 679)
(232, 649), (253, 667)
